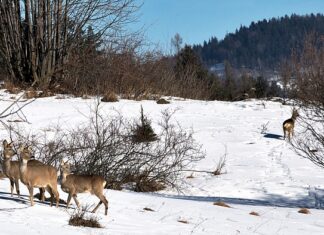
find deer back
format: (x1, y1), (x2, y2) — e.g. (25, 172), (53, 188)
(21, 163), (57, 187)
(62, 174), (106, 194)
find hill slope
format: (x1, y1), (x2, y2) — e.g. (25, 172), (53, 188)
(0, 91), (324, 234)
(193, 14), (324, 70)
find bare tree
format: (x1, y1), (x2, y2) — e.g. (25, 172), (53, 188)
(0, 0), (139, 88)
(171, 33), (183, 55)
(290, 34), (324, 168)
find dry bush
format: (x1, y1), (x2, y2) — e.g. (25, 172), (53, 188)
(298, 208), (311, 214)
(213, 153), (227, 176)
(101, 91), (119, 102)
(249, 211), (260, 216)
(213, 201), (231, 208)
(3, 80), (21, 94)
(156, 98), (170, 104)
(24, 88), (38, 99)
(11, 102), (205, 192)
(69, 207), (102, 228)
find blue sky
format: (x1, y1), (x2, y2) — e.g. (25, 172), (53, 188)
(132, 0), (324, 51)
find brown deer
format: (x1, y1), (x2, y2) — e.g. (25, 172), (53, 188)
(283, 108), (299, 141)
(19, 145), (59, 207)
(2, 140), (45, 200)
(60, 160), (108, 215)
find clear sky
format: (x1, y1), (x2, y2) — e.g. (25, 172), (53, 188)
(132, 0), (324, 51)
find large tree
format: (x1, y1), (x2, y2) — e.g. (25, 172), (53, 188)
(0, 0), (138, 88)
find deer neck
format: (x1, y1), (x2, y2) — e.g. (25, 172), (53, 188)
(20, 158), (29, 175)
(2, 156), (11, 173)
(61, 171), (69, 184)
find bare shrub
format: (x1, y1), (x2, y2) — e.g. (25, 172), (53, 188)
(259, 121), (269, 134)
(12, 102), (204, 192)
(101, 91), (119, 102)
(289, 35), (324, 169)
(69, 207), (102, 228)
(213, 155), (227, 176)
(3, 80), (21, 94)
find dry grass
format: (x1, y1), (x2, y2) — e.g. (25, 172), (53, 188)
(69, 208), (102, 228)
(134, 179), (166, 192)
(4, 81), (20, 94)
(101, 91), (118, 102)
(298, 208), (311, 214)
(213, 201), (231, 208)
(186, 173), (194, 179)
(213, 155), (226, 176)
(24, 88), (38, 99)
(156, 98), (170, 104)
(249, 211), (260, 216)
(81, 94), (90, 99)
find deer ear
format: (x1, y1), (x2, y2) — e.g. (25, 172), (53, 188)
(8, 141), (13, 147)
(3, 140), (8, 147)
(28, 146), (32, 152)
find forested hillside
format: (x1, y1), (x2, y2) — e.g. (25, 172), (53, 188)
(193, 14), (324, 70)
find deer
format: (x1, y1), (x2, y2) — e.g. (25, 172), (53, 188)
(283, 108), (299, 141)
(60, 160), (108, 215)
(19, 144), (59, 207)
(2, 140), (45, 200)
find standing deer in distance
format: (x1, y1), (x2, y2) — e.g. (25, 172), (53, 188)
(19, 145), (60, 207)
(2, 140), (45, 200)
(60, 160), (108, 215)
(283, 108), (299, 141)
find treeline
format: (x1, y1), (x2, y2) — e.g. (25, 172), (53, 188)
(193, 14), (324, 70)
(2, 2), (309, 101)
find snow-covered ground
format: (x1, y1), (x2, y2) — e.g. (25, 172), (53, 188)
(1, 90), (324, 234)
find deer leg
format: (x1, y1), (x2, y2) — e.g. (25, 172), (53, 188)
(45, 186), (54, 206)
(72, 194), (80, 208)
(51, 187), (60, 208)
(10, 179), (14, 197)
(39, 187), (45, 202)
(28, 186), (34, 206)
(92, 194), (108, 216)
(14, 180), (20, 197)
(66, 193), (72, 209)
(91, 201), (102, 213)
